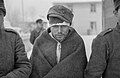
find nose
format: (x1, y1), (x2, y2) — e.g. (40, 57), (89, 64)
(58, 26), (62, 33)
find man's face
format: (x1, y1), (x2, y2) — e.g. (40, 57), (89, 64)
(37, 22), (43, 28)
(50, 24), (69, 42)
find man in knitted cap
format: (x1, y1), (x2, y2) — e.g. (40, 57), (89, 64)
(0, 0), (31, 78)
(30, 5), (87, 78)
(84, 0), (120, 78)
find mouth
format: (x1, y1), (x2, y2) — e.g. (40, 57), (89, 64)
(56, 35), (63, 36)
(55, 35), (64, 39)
(56, 34), (64, 37)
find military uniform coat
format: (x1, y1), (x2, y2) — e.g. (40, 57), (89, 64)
(85, 23), (120, 78)
(0, 28), (31, 78)
(30, 28), (45, 45)
(30, 27), (87, 78)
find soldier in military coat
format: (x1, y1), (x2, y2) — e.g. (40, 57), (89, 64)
(84, 0), (120, 78)
(0, 0), (31, 78)
(30, 19), (45, 45)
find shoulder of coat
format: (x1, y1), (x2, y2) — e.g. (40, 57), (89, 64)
(4, 28), (18, 34)
(99, 28), (113, 36)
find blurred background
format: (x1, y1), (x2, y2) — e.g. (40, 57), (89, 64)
(3, 0), (115, 60)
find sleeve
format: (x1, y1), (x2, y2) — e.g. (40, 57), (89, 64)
(43, 39), (87, 78)
(30, 31), (35, 45)
(1, 33), (32, 78)
(84, 35), (108, 78)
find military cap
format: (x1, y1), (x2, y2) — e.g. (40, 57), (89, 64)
(47, 5), (74, 25)
(36, 19), (43, 23)
(113, 0), (120, 10)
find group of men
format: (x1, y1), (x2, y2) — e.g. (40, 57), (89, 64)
(1, 0), (120, 78)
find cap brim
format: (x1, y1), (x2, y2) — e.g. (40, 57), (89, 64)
(48, 14), (69, 23)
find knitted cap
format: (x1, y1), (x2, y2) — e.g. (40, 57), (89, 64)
(47, 5), (73, 25)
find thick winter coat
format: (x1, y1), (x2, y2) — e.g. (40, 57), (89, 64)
(30, 27), (87, 78)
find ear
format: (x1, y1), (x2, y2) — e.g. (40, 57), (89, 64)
(113, 10), (118, 17)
